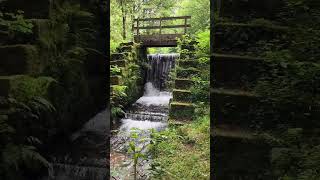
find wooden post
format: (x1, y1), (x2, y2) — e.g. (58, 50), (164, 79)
(184, 17), (187, 34)
(159, 18), (162, 34)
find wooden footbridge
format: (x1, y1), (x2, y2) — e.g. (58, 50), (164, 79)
(133, 16), (191, 47)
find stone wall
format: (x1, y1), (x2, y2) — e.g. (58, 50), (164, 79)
(0, 0), (108, 141)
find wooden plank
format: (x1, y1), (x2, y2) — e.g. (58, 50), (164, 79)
(134, 16), (191, 22)
(133, 24), (191, 30)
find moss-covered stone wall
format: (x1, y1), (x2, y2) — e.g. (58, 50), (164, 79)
(0, 0), (108, 140)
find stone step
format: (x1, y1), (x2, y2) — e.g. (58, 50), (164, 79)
(169, 102), (195, 121)
(174, 78), (193, 89)
(0, 19), (51, 46)
(0, 0), (51, 19)
(110, 60), (126, 68)
(214, 22), (289, 55)
(0, 75), (57, 101)
(176, 67), (200, 79)
(213, 125), (272, 179)
(117, 45), (133, 53)
(110, 76), (122, 85)
(0, 77), (11, 97)
(215, 0), (284, 21)
(213, 53), (265, 89)
(177, 59), (199, 69)
(120, 42), (134, 47)
(212, 88), (261, 128)
(0, 45), (40, 75)
(110, 52), (131, 61)
(172, 89), (192, 103)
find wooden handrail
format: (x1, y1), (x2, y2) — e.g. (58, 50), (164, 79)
(133, 24), (191, 30)
(133, 16), (191, 22)
(133, 16), (191, 35)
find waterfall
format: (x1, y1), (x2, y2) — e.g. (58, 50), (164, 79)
(111, 82), (173, 179)
(146, 53), (178, 90)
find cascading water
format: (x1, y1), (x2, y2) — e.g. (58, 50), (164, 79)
(146, 53), (178, 90)
(111, 53), (177, 179)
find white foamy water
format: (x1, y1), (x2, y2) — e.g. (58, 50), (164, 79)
(119, 119), (167, 132)
(135, 82), (172, 106)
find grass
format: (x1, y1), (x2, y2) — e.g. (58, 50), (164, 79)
(150, 115), (210, 179)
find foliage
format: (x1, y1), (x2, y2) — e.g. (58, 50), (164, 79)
(196, 30), (210, 56)
(176, 0), (210, 34)
(110, 65), (122, 76)
(0, 97), (54, 179)
(127, 129), (149, 180)
(0, 11), (34, 35)
(149, 115), (210, 179)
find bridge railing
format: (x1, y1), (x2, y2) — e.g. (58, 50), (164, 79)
(132, 16), (191, 36)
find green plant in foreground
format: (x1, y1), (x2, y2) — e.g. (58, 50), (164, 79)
(127, 129), (148, 180)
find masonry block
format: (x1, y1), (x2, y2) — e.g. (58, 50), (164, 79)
(213, 54), (265, 89)
(173, 89), (192, 103)
(0, 0), (51, 19)
(0, 75), (57, 102)
(176, 67), (200, 79)
(177, 59), (198, 69)
(110, 76), (122, 85)
(110, 60), (126, 67)
(214, 22), (289, 55)
(111, 52), (131, 61)
(212, 88), (260, 128)
(213, 126), (272, 180)
(175, 78), (193, 89)
(0, 77), (11, 97)
(0, 45), (40, 75)
(169, 102), (194, 121)
(117, 46), (133, 53)
(217, 0), (284, 20)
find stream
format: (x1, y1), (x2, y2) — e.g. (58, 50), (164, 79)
(111, 54), (177, 179)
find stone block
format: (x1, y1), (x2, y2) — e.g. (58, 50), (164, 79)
(0, 45), (40, 75)
(110, 76), (122, 85)
(176, 67), (200, 79)
(111, 52), (132, 61)
(177, 59), (199, 69)
(213, 126), (272, 180)
(175, 78), (193, 89)
(110, 60), (126, 68)
(0, 0), (51, 19)
(212, 88), (259, 127)
(169, 102), (194, 121)
(173, 89), (192, 103)
(213, 54), (265, 89)
(117, 46), (133, 53)
(214, 22), (289, 55)
(0, 75), (57, 102)
(217, 0), (284, 20)
(0, 77), (11, 97)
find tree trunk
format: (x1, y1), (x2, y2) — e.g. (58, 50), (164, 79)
(120, 0), (126, 40)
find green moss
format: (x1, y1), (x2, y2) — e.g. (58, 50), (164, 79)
(172, 89), (192, 103)
(176, 67), (201, 79)
(7, 75), (57, 102)
(175, 78), (193, 89)
(170, 102), (195, 121)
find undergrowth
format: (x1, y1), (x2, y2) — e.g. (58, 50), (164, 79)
(150, 115), (210, 179)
